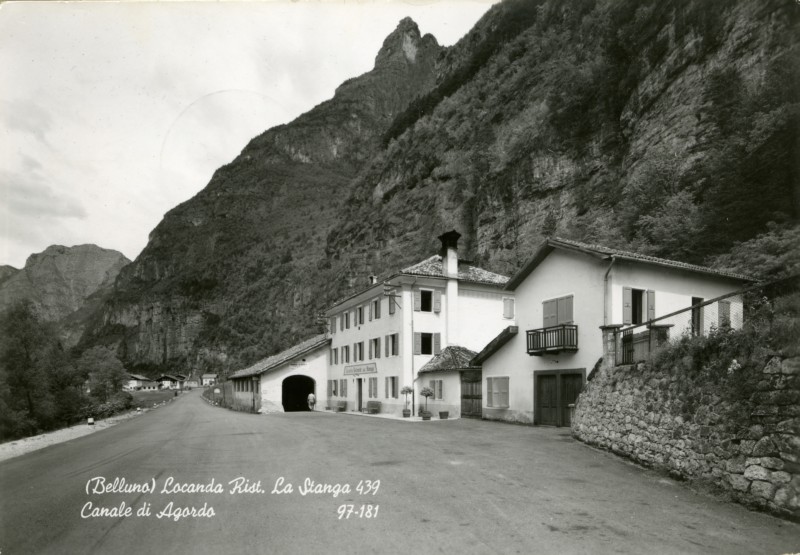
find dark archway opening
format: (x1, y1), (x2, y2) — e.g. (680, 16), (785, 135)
(282, 375), (315, 412)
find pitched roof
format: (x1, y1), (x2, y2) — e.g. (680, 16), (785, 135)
(326, 254), (509, 312)
(401, 255), (509, 286)
(230, 334), (331, 379)
(418, 346), (480, 374)
(127, 373), (149, 381)
(471, 326), (519, 365)
(505, 237), (754, 290)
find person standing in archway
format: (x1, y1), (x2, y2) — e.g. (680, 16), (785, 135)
(307, 392), (316, 411)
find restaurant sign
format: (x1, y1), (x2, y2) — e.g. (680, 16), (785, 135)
(344, 363), (378, 375)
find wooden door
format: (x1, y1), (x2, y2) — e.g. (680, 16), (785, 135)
(357, 379), (363, 412)
(560, 373), (583, 426)
(537, 374), (558, 426)
(460, 370), (482, 418)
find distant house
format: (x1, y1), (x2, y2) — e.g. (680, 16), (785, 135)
(156, 375), (180, 389)
(140, 380), (158, 391)
(201, 374), (218, 386)
(229, 334), (330, 413)
(125, 373), (150, 391)
(324, 231), (514, 418)
(474, 238), (752, 427)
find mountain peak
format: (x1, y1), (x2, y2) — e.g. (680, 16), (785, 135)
(375, 17), (436, 67)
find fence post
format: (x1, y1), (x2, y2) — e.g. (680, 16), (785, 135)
(600, 325), (623, 366)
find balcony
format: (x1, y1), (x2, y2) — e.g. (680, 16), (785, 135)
(526, 324), (578, 356)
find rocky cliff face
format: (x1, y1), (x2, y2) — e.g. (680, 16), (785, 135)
(0, 245), (129, 346)
(87, 18), (444, 371)
(88, 0), (799, 375)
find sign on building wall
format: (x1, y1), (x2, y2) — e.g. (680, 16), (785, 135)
(344, 363), (378, 375)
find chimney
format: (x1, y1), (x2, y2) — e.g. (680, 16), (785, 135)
(438, 230), (460, 278)
(368, 275), (378, 285)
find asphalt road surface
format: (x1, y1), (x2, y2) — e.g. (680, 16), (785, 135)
(1, 390), (798, 555)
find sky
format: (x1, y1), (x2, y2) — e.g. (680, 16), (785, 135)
(0, 0), (497, 269)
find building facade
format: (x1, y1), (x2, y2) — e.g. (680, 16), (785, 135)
(325, 231), (515, 417)
(476, 238), (752, 427)
(229, 334), (330, 413)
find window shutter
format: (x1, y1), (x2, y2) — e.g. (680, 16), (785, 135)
(340, 315), (343, 331)
(389, 295), (395, 315)
(385, 377), (389, 399)
(368, 340), (373, 360)
(376, 339), (381, 359)
(647, 290), (656, 322)
(385, 335), (389, 357)
(543, 299), (557, 327)
(375, 298), (381, 319)
(368, 302), (373, 321)
(414, 290), (421, 311)
(414, 333), (422, 355)
(501, 377), (509, 407)
(433, 290), (442, 313)
(720, 300), (731, 326)
(487, 378), (493, 407)
(330, 317), (335, 334)
(503, 298), (514, 319)
(623, 287), (632, 324)
(433, 333), (441, 354)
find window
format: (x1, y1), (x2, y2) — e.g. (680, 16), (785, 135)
(622, 288), (655, 325)
(486, 377), (509, 408)
(388, 291), (396, 315)
(368, 377), (378, 398)
(330, 316), (336, 335)
(357, 306), (364, 326)
(354, 342), (364, 362)
(414, 289), (441, 313)
(330, 348), (337, 365)
(414, 332), (440, 355)
(543, 295), (574, 327)
(429, 379), (443, 400)
(345, 312), (350, 330)
(340, 379), (347, 397)
(328, 379), (337, 397)
(503, 297), (515, 319)
(369, 338), (381, 359)
(719, 300), (731, 327)
(692, 297), (704, 336)
(385, 376), (398, 399)
(385, 333), (399, 357)
(370, 298), (381, 320)
(342, 345), (350, 363)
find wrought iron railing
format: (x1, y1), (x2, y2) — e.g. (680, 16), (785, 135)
(527, 324), (578, 355)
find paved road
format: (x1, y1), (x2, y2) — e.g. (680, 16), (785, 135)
(1, 391), (797, 555)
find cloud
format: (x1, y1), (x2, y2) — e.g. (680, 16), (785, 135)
(0, 169), (87, 220)
(1, 99), (54, 145)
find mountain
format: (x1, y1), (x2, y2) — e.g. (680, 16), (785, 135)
(0, 245), (130, 346)
(85, 0), (799, 375)
(82, 18), (445, 373)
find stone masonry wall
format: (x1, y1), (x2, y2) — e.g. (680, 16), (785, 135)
(572, 356), (800, 521)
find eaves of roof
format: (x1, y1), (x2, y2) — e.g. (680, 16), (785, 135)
(471, 326), (519, 366)
(230, 334), (331, 379)
(505, 237), (754, 290)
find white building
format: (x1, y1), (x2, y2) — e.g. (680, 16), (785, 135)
(229, 334), (330, 413)
(201, 374), (218, 386)
(475, 238), (752, 427)
(325, 231), (515, 418)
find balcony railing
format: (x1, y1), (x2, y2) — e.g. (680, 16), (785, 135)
(526, 324), (578, 356)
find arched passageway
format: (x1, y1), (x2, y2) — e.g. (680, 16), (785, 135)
(282, 375), (315, 412)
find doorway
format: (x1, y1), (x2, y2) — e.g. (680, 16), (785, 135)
(534, 369), (585, 427)
(281, 375), (315, 412)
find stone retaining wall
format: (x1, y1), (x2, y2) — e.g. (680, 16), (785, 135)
(572, 356), (800, 521)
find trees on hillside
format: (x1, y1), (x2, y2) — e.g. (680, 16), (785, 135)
(0, 302), (130, 441)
